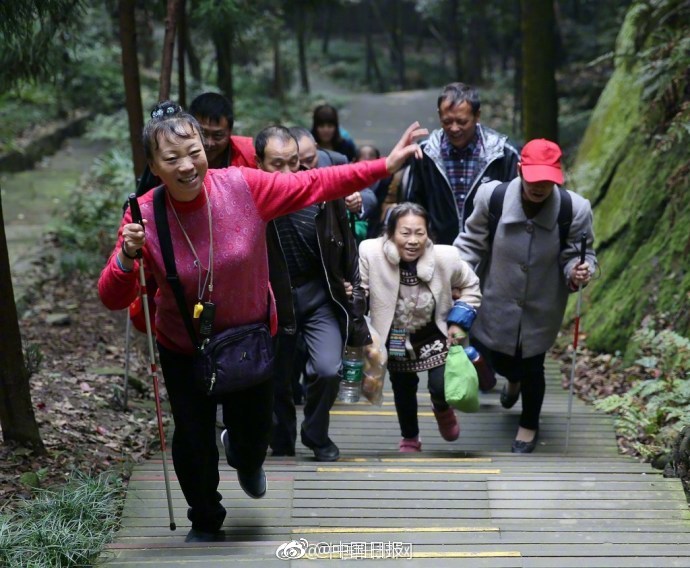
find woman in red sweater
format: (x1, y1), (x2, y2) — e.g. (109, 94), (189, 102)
(98, 101), (425, 541)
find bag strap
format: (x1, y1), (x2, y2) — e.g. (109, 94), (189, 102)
(153, 186), (199, 347)
(487, 181), (509, 249)
(488, 182), (572, 252)
(556, 188), (573, 252)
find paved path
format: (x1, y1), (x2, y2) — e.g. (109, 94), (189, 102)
(337, 88), (441, 154)
(99, 360), (690, 567)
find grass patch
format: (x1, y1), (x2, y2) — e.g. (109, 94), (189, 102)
(0, 472), (123, 567)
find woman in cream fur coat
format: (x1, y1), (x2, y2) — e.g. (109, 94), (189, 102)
(359, 203), (481, 451)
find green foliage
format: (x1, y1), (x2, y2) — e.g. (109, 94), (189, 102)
(594, 323), (690, 459)
(0, 1), (123, 120)
(0, 471), (123, 567)
(570, 0), (690, 352)
(0, 85), (62, 153)
(55, 148), (133, 276)
(0, 0), (85, 90)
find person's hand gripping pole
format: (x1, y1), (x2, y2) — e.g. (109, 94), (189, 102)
(128, 193), (177, 531)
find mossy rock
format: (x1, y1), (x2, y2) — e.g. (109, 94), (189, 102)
(570, 0), (690, 353)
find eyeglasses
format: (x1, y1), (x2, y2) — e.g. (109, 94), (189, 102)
(202, 129), (228, 142)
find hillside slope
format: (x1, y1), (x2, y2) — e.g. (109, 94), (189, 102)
(572, 0), (690, 354)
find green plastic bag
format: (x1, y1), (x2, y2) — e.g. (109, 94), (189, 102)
(444, 345), (480, 413)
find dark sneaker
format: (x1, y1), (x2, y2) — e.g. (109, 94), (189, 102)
(185, 528), (226, 542)
(221, 429), (267, 498)
(237, 468), (267, 499)
(300, 427), (340, 462)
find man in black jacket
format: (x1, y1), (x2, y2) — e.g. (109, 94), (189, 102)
(405, 82), (520, 245)
(255, 126), (370, 462)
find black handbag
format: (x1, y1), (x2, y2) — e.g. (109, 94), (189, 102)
(153, 187), (274, 397)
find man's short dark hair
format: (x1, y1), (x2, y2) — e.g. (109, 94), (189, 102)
(189, 92), (234, 130)
(254, 125), (298, 161)
(437, 82), (481, 114)
(288, 126), (315, 145)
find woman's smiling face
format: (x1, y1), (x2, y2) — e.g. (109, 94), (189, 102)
(149, 126), (208, 202)
(392, 213), (428, 262)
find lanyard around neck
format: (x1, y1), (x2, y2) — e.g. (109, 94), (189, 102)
(167, 188), (214, 303)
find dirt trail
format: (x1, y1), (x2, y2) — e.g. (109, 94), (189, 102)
(2, 136), (108, 269)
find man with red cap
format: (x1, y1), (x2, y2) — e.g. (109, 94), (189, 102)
(454, 138), (596, 454)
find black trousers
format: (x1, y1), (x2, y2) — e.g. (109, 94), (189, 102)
(389, 365), (448, 439)
(157, 342), (273, 532)
(271, 279), (343, 451)
(475, 341), (546, 431)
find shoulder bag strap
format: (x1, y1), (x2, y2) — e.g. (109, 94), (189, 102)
(487, 181), (510, 249)
(557, 188), (573, 252)
(153, 187), (199, 348)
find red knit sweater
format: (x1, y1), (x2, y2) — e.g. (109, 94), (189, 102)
(98, 159), (388, 354)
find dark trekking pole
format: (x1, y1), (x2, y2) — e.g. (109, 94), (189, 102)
(565, 232), (588, 454)
(128, 194), (177, 531)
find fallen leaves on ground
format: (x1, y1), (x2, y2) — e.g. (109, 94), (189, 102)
(1, 276), (167, 508)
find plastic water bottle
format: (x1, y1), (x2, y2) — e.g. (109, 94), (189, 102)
(464, 346), (496, 392)
(339, 345), (364, 403)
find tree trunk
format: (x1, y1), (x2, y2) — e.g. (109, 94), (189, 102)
(118, 0), (146, 179)
(392, 0), (405, 89)
(321, 3), (332, 55)
(449, 0), (463, 80)
(185, 22), (202, 85)
(158, 0), (182, 101)
(513, 0), (523, 136)
(273, 32), (284, 103)
(521, 0), (558, 141)
(213, 26), (234, 104)
(363, 0), (385, 91)
(177, 0), (187, 108)
(466, 2), (486, 84)
(296, 11), (310, 94)
(0, 196), (45, 451)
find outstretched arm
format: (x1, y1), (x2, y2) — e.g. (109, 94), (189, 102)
(245, 122), (428, 222)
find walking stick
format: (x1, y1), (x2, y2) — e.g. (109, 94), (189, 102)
(565, 232), (588, 454)
(123, 313), (131, 411)
(128, 194), (177, 531)
(122, 168), (153, 411)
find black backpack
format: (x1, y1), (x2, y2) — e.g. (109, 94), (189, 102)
(487, 181), (572, 250)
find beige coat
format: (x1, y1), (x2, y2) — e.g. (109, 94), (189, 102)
(358, 236), (482, 343)
(455, 178), (597, 358)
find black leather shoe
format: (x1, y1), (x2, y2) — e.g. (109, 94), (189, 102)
(301, 428), (340, 462)
(500, 384), (520, 409)
(185, 528), (226, 542)
(511, 431), (538, 454)
(237, 467), (267, 499)
(221, 429), (267, 497)
(271, 447), (296, 457)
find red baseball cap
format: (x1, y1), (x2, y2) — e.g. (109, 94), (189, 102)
(520, 139), (564, 184)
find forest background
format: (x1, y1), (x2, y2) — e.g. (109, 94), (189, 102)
(1, 0), (689, 562)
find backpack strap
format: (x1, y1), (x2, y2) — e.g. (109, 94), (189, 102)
(556, 188), (573, 252)
(488, 182), (572, 252)
(153, 187), (199, 348)
(487, 181), (509, 248)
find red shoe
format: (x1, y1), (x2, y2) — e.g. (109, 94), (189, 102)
(399, 436), (422, 452)
(433, 407), (460, 441)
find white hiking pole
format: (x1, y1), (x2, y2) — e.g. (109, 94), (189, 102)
(128, 194), (177, 531)
(565, 232), (588, 454)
